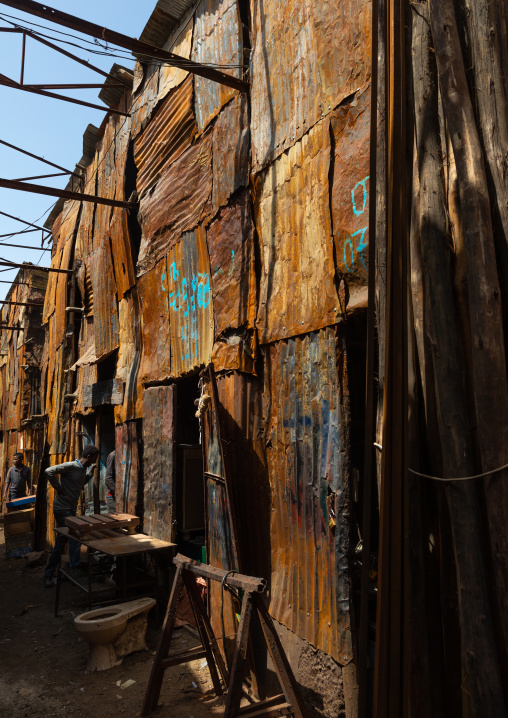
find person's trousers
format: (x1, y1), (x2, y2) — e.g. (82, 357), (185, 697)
(106, 495), (116, 513)
(44, 508), (81, 578)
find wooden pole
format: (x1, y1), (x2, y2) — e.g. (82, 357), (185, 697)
(93, 408), (102, 515)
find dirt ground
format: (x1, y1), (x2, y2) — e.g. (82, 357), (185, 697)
(0, 523), (231, 718)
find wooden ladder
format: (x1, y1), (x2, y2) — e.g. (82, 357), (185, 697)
(141, 554), (309, 718)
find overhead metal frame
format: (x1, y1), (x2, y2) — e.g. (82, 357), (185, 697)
(0, 0), (249, 92)
(0, 27), (130, 115)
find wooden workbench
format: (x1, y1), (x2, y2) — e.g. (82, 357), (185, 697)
(53, 527), (176, 616)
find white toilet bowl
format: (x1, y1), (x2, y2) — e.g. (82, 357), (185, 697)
(74, 596), (156, 671)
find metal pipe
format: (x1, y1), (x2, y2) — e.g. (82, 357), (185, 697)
(0, 241), (51, 250)
(0, 0), (249, 93)
(0, 74), (130, 116)
(0, 300), (43, 306)
(0, 178), (135, 209)
(0, 208), (52, 233)
(0, 260), (71, 273)
(0, 138), (76, 176)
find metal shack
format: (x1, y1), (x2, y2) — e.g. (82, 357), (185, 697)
(36, 2), (372, 714)
(0, 265), (48, 497)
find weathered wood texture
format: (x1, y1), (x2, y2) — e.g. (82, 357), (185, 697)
(142, 386), (177, 543)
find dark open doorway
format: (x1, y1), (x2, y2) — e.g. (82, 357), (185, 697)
(175, 374), (205, 562)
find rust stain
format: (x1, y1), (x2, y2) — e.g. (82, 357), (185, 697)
(207, 189), (256, 336)
(138, 257), (172, 384)
(254, 118), (339, 344)
(192, 0), (241, 132)
(330, 86), (371, 311)
(137, 132), (213, 276)
(166, 227), (214, 376)
(211, 94), (250, 213)
(262, 327), (351, 662)
(135, 75), (197, 198)
(89, 237), (119, 360)
(250, 0), (372, 172)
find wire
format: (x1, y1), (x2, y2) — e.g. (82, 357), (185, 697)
(0, 14), (247, 69)
(409, 463), (508, 482)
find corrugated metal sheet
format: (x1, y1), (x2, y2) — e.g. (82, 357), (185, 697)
(166, 227), (214, 376)
(142, 385), (176, 542)
(115, 289), (143, 424)
(73, 316), (97, 416)
(134, 74), (197, 198)
(250, 0), (371, 173)
(138, 257), (172, 383)
(139, 0), (195, 47)
(98, 64), (133, 108)
(115, 420), (140, 515)
(211, 332), (257, 374)
(330, 87), (371, 311)
(262, 327), (351, 663)
(192, 0), (242, 131)
(207, 189), (256, 335)
(158, 15), (193, 99)
(131, 62), (162, 140)
(109, 209), (136, 300)
(211, 94), (250, 213)
(89, 237), (119, 360)
(137, 132), (213, 275)
(254, 118), (340, 344)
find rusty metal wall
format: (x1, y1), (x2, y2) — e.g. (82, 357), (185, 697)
(254, 118), (340, 344)
(142, 385), (176, 542)
(134, 74), (197, 198)
(249, 0), (371, 173)
(166, 227), (214, 376)
(115, 420), (141, 515)
(137, 131), (213, 275)
(262, 327), (351, 663)
(192, 0), (242, 131)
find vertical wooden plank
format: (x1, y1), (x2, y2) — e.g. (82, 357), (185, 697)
(142, 385), (177, 542)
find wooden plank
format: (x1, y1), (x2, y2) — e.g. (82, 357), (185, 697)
(161, 646), (207, 668)
(55, 527), (176, 556)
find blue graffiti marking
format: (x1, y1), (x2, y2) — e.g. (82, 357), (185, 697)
(352, 227), (368, 269)
(344, 237), (355, 272)
(352, 176), (369, 216)
(166, 260), (211, 362)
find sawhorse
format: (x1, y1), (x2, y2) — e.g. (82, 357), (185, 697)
(141, 554), (309, 718)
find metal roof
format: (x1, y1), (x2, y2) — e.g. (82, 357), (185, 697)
(139, 0), (197, 48)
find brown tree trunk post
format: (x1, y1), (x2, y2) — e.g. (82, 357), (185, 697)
(429, 0), (508, 699)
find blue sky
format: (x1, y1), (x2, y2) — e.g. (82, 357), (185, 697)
(0, 1), (153, 299)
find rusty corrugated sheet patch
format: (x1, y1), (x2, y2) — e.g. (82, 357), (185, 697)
(211, 94), (250, 213)
(207, 189), (256, 336)
(166, 227), (214, 376)
(137, 132), (213, 275)
(142, 385), (176, 542)
(115, 420), (141, 515)
(211, 333), (257, 374)
(134, 74), (197, 198)
(131, 62), (162, 140)
(73, 316), (97, 416)
(191, 0), (242, 132)
(89, 237), (119, 360)
(109, 208), (136, 300)
(115, 289), (143, 423)
(330, 87), (371, 311)
(262, 327), (351, 663)
(250, 0), (372, 173)
(138, 257), (172, 383)
(254, 119), (340, 344)
(157, 15), (193, 100)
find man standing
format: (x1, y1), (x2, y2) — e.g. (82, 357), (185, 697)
(2, 452), (31, 509)
(105, 450), (116, 513)
(43, 445), (99, 588)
